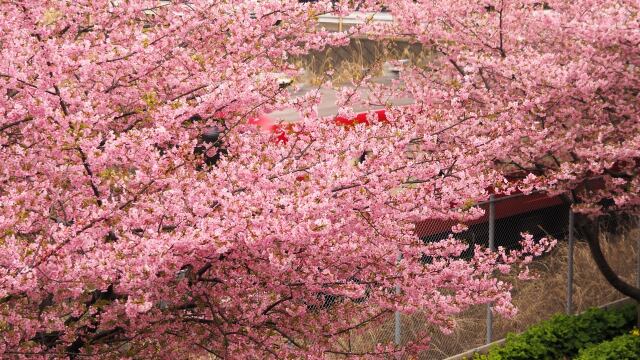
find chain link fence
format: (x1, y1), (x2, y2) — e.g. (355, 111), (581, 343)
(329, 193), (639, 359)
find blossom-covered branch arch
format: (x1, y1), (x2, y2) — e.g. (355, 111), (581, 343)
(3, 0), (633, 358)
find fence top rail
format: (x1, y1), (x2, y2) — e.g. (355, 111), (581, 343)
(476, 190), (544, 206)
(317, 12), (394, 26)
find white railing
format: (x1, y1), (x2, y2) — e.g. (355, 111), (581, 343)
(317, 12), (393, 31)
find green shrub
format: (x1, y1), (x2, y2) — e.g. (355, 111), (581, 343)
(575, 331), (640, 360)
(472, 304), (636, 360)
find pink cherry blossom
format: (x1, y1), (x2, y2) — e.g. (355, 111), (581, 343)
(1, 1), (636, 359)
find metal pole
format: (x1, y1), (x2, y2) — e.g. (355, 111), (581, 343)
(637, 232), (640, 290)
(636, 220), (640, 327)
(486, 195), (495, 345)
(566, 209), (575, 315)
(394, 252), (402, 346)
(636, 215), (640, 290)
(394, 306), (401, 346)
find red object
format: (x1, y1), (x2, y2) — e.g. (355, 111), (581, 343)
(334, 109), (387, 126)
(248, 113), (289, 144)
(250, 109), (389, 144)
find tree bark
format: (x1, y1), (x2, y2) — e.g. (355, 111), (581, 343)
(574, 213), (640, 301)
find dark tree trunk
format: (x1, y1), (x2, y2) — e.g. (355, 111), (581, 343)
(574, 213), (640, 301)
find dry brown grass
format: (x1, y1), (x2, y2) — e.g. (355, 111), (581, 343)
(337, 226), (639, 359)
(291, 38), (431, 86)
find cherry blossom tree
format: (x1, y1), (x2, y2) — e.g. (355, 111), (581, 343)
(354, 0), (640, 301)
(3, 0), (636, 359)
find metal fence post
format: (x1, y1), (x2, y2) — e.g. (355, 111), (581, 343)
(637, 221), (640, 327)
(395, 252), (402, 346)
(394, 307), (401, 346)
(486, 194), (495, 345)
(566, 209), (575, 315)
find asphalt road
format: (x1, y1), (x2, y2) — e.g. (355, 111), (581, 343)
(267, 67), (414, 121)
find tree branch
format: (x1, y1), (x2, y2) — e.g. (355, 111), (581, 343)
(76, 147), (102, 206)
(575, 214), (640, 301)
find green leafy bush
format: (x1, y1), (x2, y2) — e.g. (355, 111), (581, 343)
(473, 304), (636, 360)
(575, 331), (640, 360)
